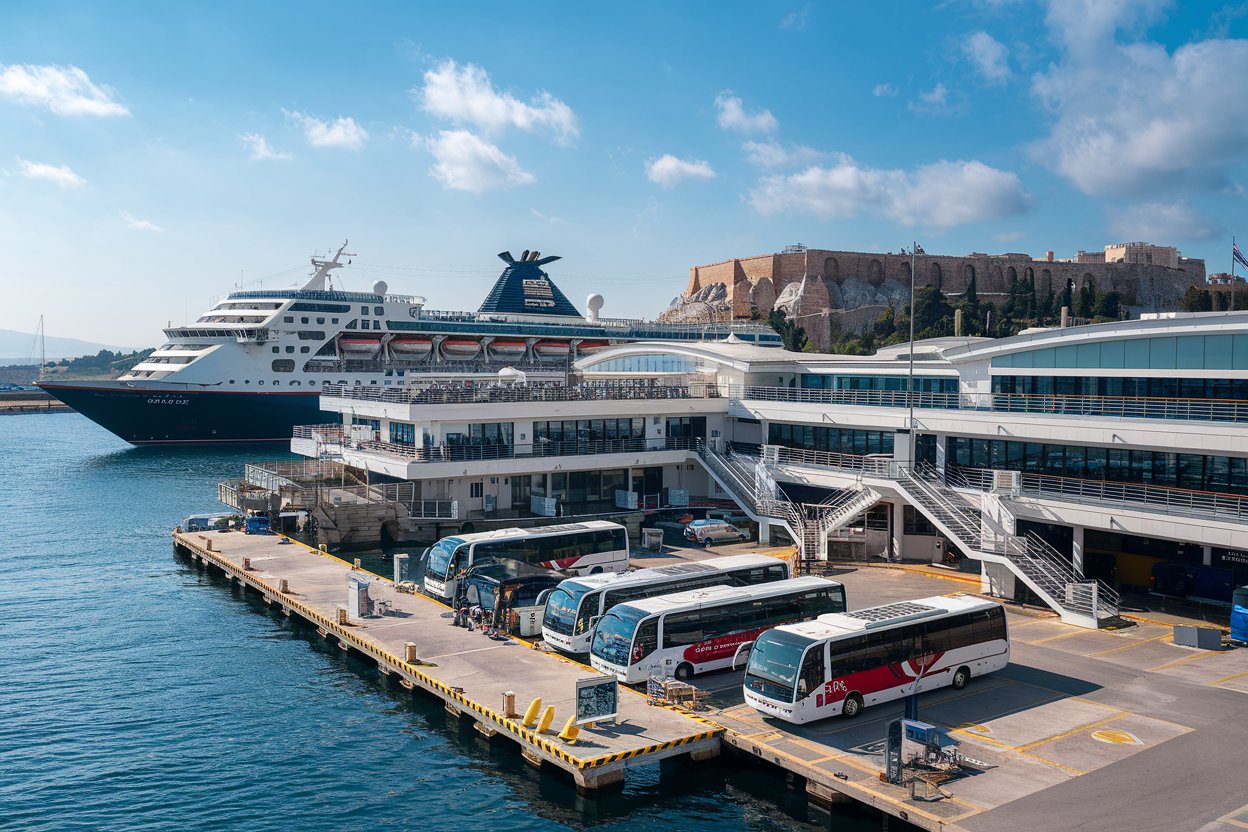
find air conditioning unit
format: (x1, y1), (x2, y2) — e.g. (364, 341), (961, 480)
(992, 470), (1021, 495)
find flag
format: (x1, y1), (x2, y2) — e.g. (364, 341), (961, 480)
(1235, 243), (1248, 272)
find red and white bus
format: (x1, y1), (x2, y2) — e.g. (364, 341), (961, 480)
(589, 577), (846, 684)
(743, 595), (1009, 723)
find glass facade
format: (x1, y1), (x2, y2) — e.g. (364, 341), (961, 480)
(533, 418), (645, 443)
(768, 423), (895, 455)
(582, 353), (701, 374)
(444, 423), (514, 446)
(949, 436), (1248, 495)
(800, 374), (957, 393)
(991, 334), (1248, 370)
(993, 375), (1248, 401)
(389, 422), (417, 445)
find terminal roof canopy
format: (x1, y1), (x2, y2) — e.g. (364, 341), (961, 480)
(478, 250), (581, 317)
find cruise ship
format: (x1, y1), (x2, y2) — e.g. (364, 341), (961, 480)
(38, 243), (780, 444)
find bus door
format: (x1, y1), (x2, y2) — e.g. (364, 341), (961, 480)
(732, 640), (755, 672)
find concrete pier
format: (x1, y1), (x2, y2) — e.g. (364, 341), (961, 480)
(173, 529), (720, 793)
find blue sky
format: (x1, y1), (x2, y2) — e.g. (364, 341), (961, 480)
(1, 0), (1246, 345)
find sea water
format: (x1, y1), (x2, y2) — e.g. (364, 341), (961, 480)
(0, 413), (882, 831)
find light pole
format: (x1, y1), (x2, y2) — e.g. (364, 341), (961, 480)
(905, 243), (922, 464)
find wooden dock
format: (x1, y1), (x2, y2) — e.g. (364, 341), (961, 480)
(172, 530), (721, 792)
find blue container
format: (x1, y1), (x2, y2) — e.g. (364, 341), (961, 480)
(1232, 587), (1248, 643)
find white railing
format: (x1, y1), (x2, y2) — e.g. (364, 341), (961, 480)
(729, 384), (1248, 423)
(949, 466), (1248, 524)
(320, 380), (722, 405)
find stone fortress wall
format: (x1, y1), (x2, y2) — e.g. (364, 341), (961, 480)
(670, 247), (1206, 349)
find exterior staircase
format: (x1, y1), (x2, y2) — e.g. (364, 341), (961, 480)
(696, 441), (878, 563)
(893, 463), (1120, 627)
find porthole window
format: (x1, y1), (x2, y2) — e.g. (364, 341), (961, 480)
(331, 317), (339, 324)
(271, 346), (280, 353)
(244, 380), (250, 384)
(258, 380), (265, 385)
(229, 379), (235, 384)
(317, 317), (325, 325)
(301, 317), (309, 324)
(300, 346), (310, 353)
(285, 346), (295, 353)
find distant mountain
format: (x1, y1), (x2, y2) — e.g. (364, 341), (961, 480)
(0, 329), (144, 366)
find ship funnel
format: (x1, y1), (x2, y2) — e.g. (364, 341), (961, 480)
(521, 250), (530, 261)
(498, 251), (516, 264)
(530, 250), (540, 261)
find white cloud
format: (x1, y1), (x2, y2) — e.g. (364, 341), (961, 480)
(418, 60), (578, 144)
(962, 31), (1011, 82)
(909, 83), (950, 113)
(530, 208), (566, 225)
(15, 159), (85, 188)
(873, 82), (898, 97)
(1031, 0), (1248, 196)
(284, 110), (368, 150)
(421, 129), (535, 193)
(120, 210), (164, 233)
(742, 141), (827, 168)
(749, 154), (1029, 228)
(994, 230), (1026, 243)
(1108, 200), (1221, 242)
(714, 92), (778, 134)
(0, 63), (129, 117)
(646, 154), (717, 188)
(780, 6), (811, 30)
(240, 132), (291, 161)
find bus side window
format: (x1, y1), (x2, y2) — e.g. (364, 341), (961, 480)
(770, 563), (789, 581)
(635, 618), (658, 660)
(662, 611), (704, 648)
(611, 528), (628, 552)
(972, 606), (1007, 642)
(798, 645), (825, 697)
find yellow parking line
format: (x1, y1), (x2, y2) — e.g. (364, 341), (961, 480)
(1029, 630), (1088, 644)
(1084, 632), (1174, 657)
(1018, 750), (1086, 776)
(1211, 670), (1248, 686)
(1149, 650), (1224, 672)
(1014, 712), (1129, 752)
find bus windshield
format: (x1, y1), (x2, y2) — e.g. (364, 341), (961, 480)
(591, 605), (648, 667)
(426, 538), (463, 579)
(745, 629), (815, 704)
(543, 582), (591, 635)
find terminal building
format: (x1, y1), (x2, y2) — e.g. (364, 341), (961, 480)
(275, 311), (1248, 629)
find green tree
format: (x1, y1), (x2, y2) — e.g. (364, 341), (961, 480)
(767, 309), (808, 352)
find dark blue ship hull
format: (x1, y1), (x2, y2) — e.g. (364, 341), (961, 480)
(36, 381), (333, 445)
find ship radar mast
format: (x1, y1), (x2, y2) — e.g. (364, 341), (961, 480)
(302, 240), (355, 291)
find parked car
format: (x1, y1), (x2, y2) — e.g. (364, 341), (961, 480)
(692, 522), (749, 546)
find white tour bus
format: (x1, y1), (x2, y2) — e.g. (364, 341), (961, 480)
(743, 595), (1010, 723)
(589, 576), (846, 683)
(423, 521), (629, 601)
(541, 554), (791, 654)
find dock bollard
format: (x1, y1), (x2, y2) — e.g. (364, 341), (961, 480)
(405, 642), (418, 663)
(354, 558), (362, 569)
(537, 705), (556, 734)
(558, 716), (580, 744)
(319, 544), (328, 552)
(521, 697), (543, 728)
(278, 578), (289, 593)
(242, 557), (251, 571)
(205, 539), (213, 552)
(335, 606), (348, 625)
(503, 691), (516, 718)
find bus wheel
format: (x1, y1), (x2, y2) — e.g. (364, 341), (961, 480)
(952, 667), (971, 690)
(589, 566), (603, 574)
(841, 693), (864, 719)
(674, 662), (694, 681)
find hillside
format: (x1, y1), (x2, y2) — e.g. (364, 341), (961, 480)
(0, 328), (142, 365)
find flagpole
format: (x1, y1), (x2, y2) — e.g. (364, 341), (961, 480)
(1233, 236), (1237, 312)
